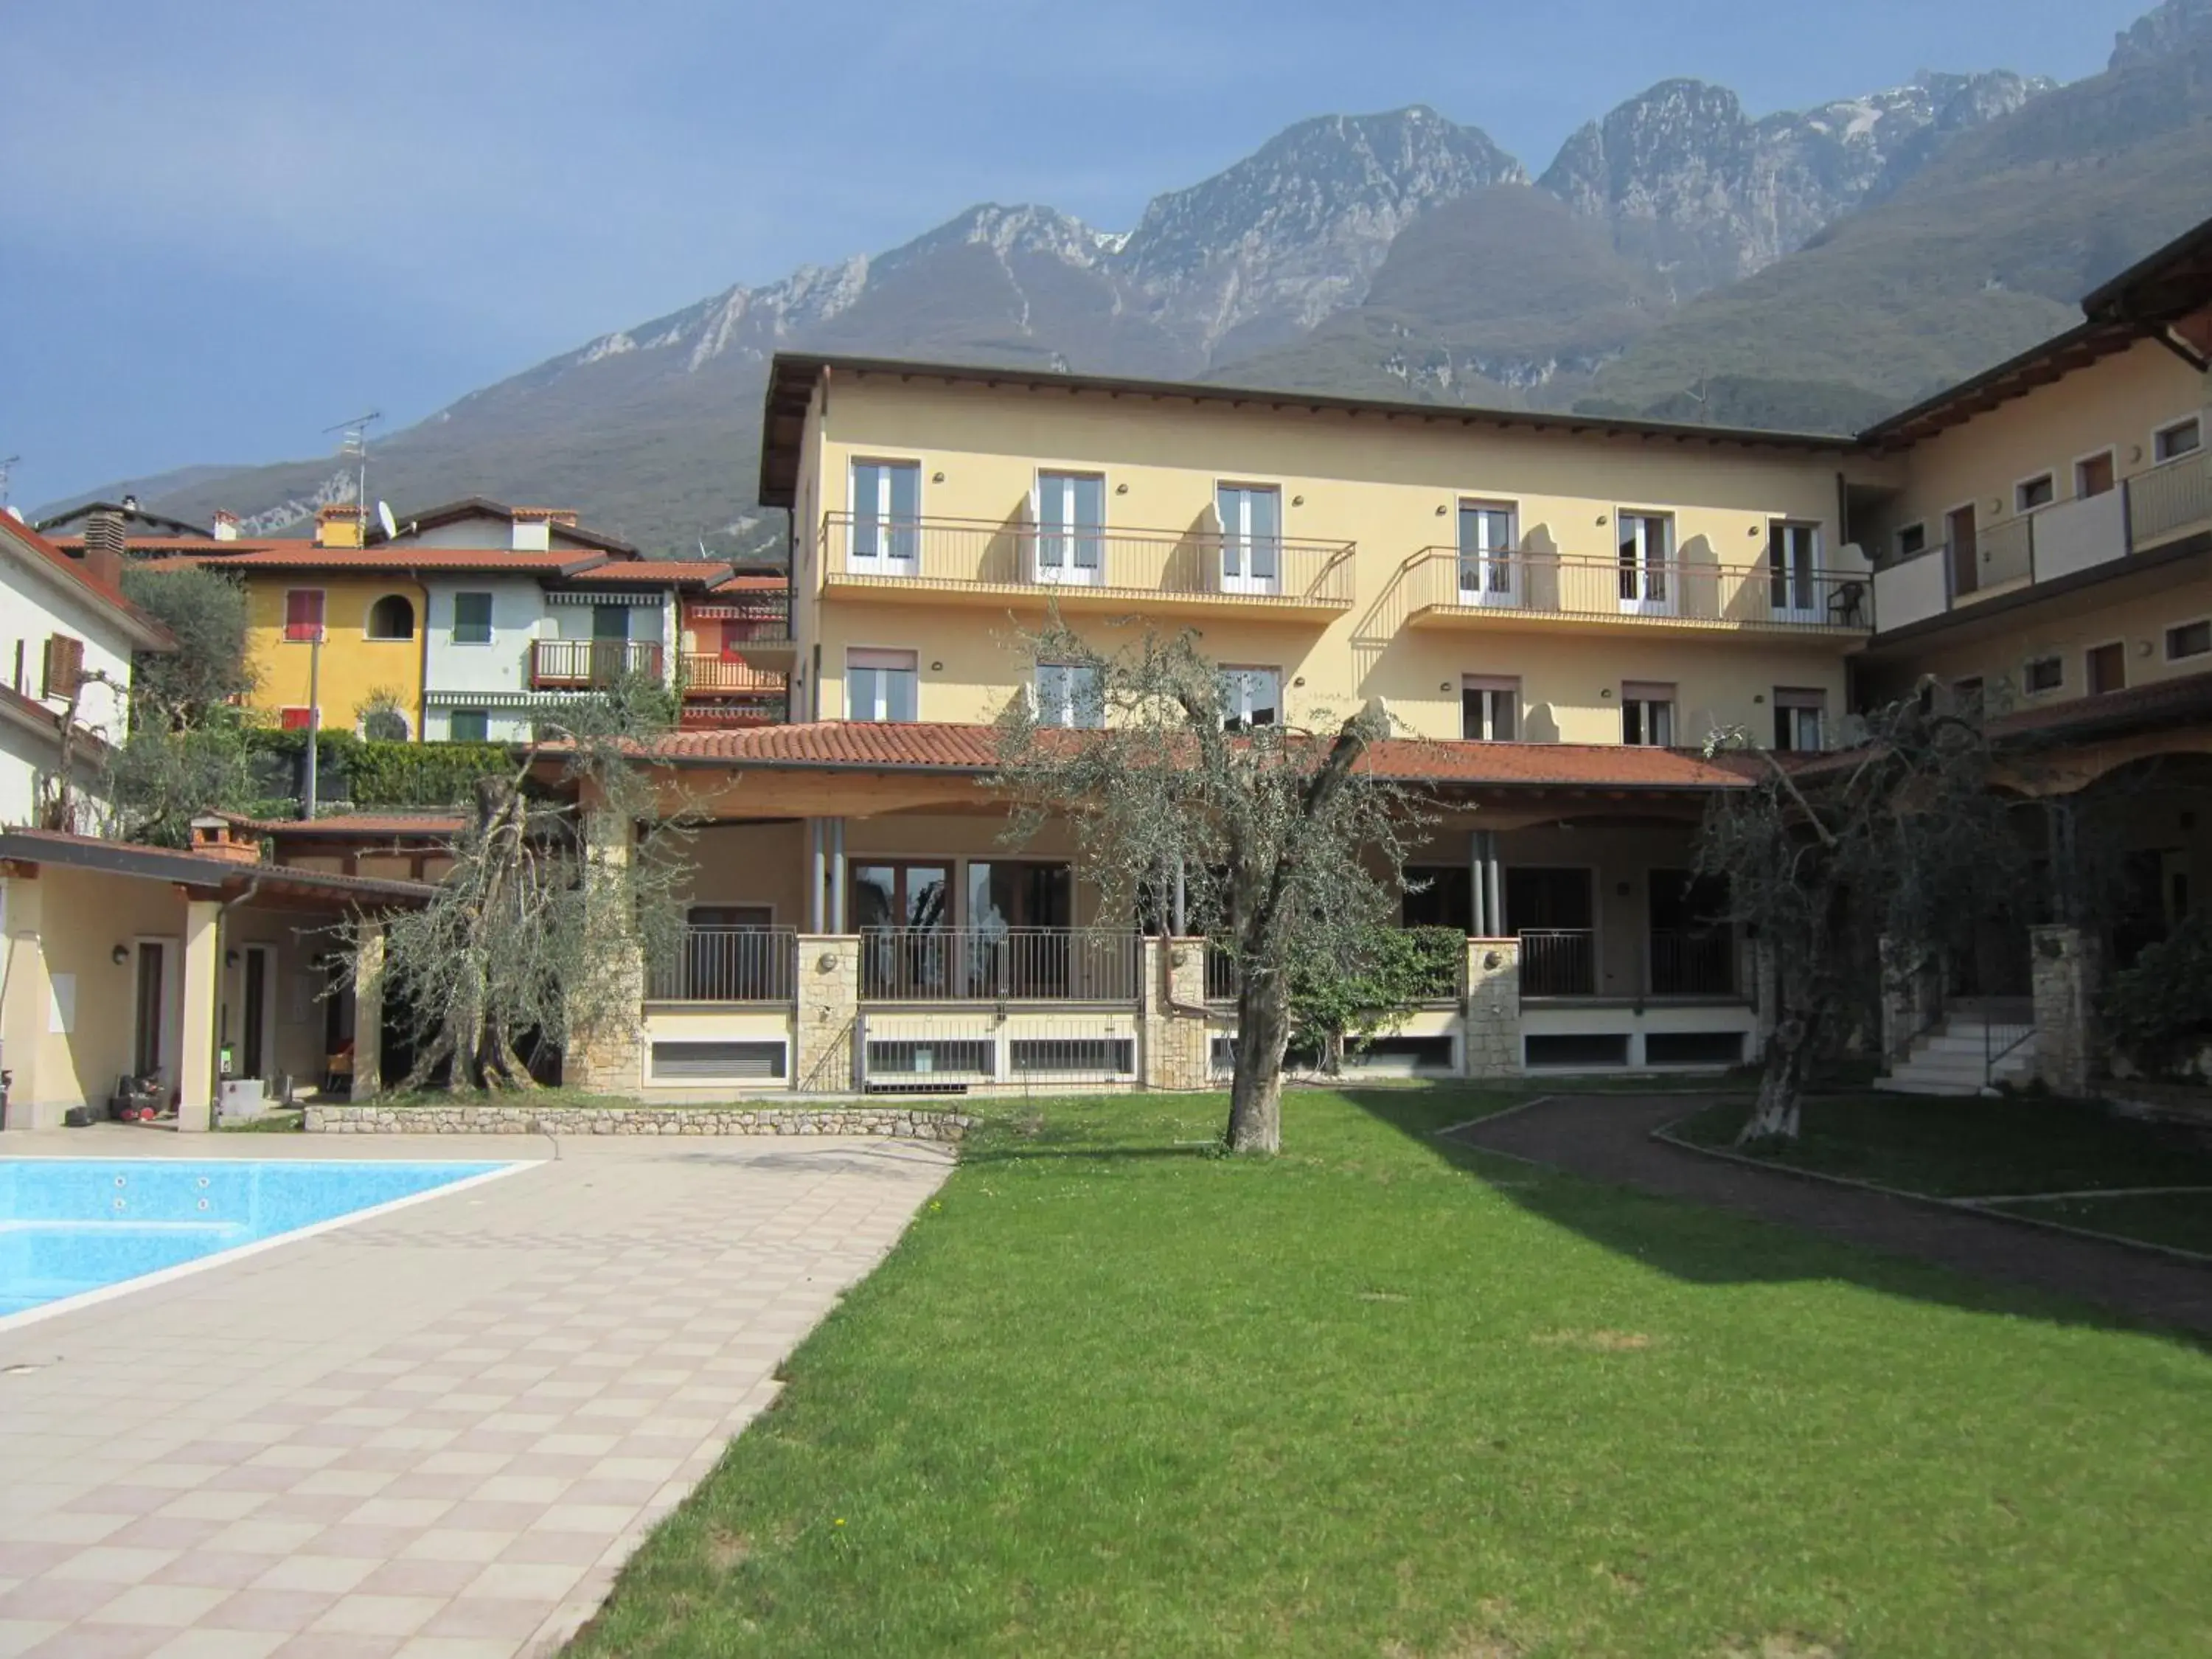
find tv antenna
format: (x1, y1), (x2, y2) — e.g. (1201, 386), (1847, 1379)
(323, 410), (382, 525)
(0, 456), (18, 509)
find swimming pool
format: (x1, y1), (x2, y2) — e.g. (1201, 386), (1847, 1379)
(0, 1159), (518, 1322)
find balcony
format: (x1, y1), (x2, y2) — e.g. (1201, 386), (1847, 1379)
(818, 512), (1356, 617)
(1872, 450), (2212, 633)
(858, 927), (1142, 1003)
(1517, 929), (1596, 997)
(1402, 549), (1871, 639)
(528, 639), (665, 689)
(689, 593), (793, 665)
(648, 926), (797, 1003)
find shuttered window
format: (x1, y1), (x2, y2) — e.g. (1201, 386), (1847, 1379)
(648, 1040), (787, 1081)
(283, 589), (325, 642)
(41, 633), (84, 699)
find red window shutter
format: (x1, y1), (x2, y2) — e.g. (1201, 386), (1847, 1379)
(42, 634), (86, 700)
(285, 589), (325, 642)
(280, 706), (315, 732)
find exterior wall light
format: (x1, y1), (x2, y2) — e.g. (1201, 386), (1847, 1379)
(1292, 495), (1305, 507)
(1116, 482), (1129, 494)
(111, 945), (130, 966)
(930, 661), (944, 672)
(932, 471), (946, 483)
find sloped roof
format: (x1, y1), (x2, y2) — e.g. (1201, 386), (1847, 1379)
(561, 560), (733, 589)
(0, 828), (434, 905)
(0, 514), (174, 648)
(633, 719), (1747, 790)
(366, 497), (638, 557)
(139, 546), (609, 576)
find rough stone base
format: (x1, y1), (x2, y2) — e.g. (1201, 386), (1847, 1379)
(305, 1104), (974, 1139)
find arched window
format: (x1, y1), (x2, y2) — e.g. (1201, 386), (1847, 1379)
(366, 594), (415, 641)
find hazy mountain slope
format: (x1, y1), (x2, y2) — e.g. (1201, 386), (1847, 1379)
(1580, 32), (2212, 417)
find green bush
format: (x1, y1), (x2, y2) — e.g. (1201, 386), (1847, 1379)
(346, 741), (514, 807)
(2103, 917), (2212, 1079)
(1290, 925), (1464, 1068)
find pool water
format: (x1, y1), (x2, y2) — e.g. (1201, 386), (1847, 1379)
(0, 1159), (512, 1319)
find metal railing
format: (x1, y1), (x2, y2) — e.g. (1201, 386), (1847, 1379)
(1649, 930), (1735, 996)
(1406, 549), (1871, 631)
(1975, 995), (2037, 1088)
(1206, 944), (1240, 1003)
(2126, 448), (2212, 549)
(648, 926), (797, 1003)
(689, 592), (791, 644)
(1517, 929), (1596, 997)
(821, 512), (1357, 608)
(858, 927), (1141, 1002)
(529, 639), (665, 688)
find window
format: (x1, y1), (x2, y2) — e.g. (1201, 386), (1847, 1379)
(1036, 472), (1105, 583)
(448, 709), (490, 742)
(279, 706), (315, 732)
(847, 648), (919, 723)
(451, 592), (493, 645)
(1218, 665), (1281, 730)
(1462, 675), (1519, 742)
(1896, 523), (1927, 560)
(2024, 655), (2064, 695)
(851, 459), (921, 567)
(2016, 474), (2056, 512)
(591, 604), (631, 641)
(1773, 687), (1826, 752)
(1952, 676), (1986, 717)
(2087, 641), (2126, 696)
(1217, 484), (1281, 594)
(40, 633), (84, 700)
(1767, 521), (1820, 616)
(1457, 501), (1518, 601)
(283, 589), (325, 643)
(2155, 417), (2202, 462)
(1616, 512), (1673, 612)
(1621, 681), (1676, 746)
(2076, 451), (2117, 498)
(2168, 619), (2212, 660)
(365, 594), (415, 641)
(1034, 663), (1102, 728)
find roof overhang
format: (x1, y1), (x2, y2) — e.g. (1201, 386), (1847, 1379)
(0, 830), (436, 908)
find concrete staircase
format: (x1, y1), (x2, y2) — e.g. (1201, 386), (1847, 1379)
(1876, 1007), (2038, 1097)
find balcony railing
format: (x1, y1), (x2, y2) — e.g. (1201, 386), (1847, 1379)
(820, 512), (1356, 608)
(858, 927), (1142, 1002)
(529, 639), (665, 689)
(1649, 930), (1735, 997)
(1873, 450), (2212, 632)
(1518, 929), (1596, 997)
(681, 655), (787, 695)
(1405, 549), (1871, 632)
(648, 926), (797, 1003)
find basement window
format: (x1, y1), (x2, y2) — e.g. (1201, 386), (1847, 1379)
(650, 1040), (786, 1082)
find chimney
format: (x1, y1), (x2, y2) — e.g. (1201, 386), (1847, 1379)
(189, 816), (264, 865)
(314, 504), (364, 549)
(80, 510), (127, 590)
(212, 509), (240, 543)
(509, 507), (555, 552)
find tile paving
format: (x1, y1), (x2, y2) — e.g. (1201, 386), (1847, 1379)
(0, 1130), (955, 1657)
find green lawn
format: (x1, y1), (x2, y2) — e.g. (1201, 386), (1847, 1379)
(570, 1089), (2212, 1659)
(1983, 1192), (2212, 1258)
(1669, 1093), (2212, 1198)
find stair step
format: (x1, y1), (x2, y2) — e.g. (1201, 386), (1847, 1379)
(1874, 1077), (1986, 1097)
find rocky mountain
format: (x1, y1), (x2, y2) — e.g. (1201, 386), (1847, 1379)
(102, 0), (2212, 553)
(1537, 72), (2053, 296)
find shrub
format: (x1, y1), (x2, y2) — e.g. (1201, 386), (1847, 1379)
(2104, 917), (2212, 1079)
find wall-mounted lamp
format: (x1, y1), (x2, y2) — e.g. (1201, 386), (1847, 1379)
(1292, 494), (1305, 507)
(931, 471), (946, 484)
(1293, 676), (1307, 688)
(930, 661), (944, 672)
(2138, 639), (2154, 658)
(1596, 514), (1610, 526)
(1439, 681), (1453, 693)
(1753, 693), (1766, 704)
(225, 949), (240, 968)
(1116, 482), (1130, 495)
(111, 945), (130, 966)
(1749, 524), (1764, 537)
(2130, 445), (2146, 464)
(1436, 504), (1449, 516)
(815, 952), (841, 974)
(1600, 687), (1615, 699)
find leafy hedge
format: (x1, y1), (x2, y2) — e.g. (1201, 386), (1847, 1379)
(244, 730), (517, 808)
(1290, 925), (1464, 1065)
(2104, 918), (2212, 1079)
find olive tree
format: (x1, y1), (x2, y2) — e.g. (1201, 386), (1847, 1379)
(1696, 688), (2028, 1142)
(338, 676), (692, 1092)
(992, 626), (1425, 1155)
(102, 566), (262, 844)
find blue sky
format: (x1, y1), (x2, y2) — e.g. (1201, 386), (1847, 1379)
(0, 0), (2158, 509)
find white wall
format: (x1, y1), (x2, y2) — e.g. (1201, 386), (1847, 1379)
(422, 577), (547, 700)
(0, 554), (141, 829)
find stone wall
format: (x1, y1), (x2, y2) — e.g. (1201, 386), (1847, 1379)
(794, 935), (860, 1093)
(305, 1103), (973, 1139)
(1142, 937), (1216, 1090)
(1462, 936), (1521, 1077)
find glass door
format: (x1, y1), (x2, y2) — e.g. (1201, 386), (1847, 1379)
(1035, 473), (1105, 585)
(1767, 523), (1819, 622)
(1458, 501), (1518, 605)
(1618, 512), (1674, 615)
(1217, 484), (1281, 597)
(854, 863), (952, 997)
(133, 943), (165, 1079)
(851, 461), (921, 577)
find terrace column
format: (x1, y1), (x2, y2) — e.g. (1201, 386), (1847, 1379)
(350, 925), (384, 1102)
(0, 869), (50, 1129)
(1462, 934), (1521, 1077)
(177, 896), (222, 1133)
(567, 812), (644, 1094)
(1140, 937), (1211, 1091)
(793, 935), (860, 1093)
(2029, 925), (2103, 1096)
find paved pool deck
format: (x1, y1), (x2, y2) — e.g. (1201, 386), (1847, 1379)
(0, 1127), (956, 1658)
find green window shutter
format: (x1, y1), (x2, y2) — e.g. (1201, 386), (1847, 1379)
(453, 593), (493, 644)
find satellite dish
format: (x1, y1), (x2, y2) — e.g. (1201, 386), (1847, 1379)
(4, 507), (24, 524)
(376, 501), (398, 541)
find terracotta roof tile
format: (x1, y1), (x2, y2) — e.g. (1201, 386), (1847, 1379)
(563, 560), (733, 588)
(636, 720), (1747, 790)
(0, 515), (174, 647)
(219, 812), (469, 838)
(139, 547), (608, 575)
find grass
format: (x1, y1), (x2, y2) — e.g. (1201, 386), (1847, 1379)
(568, 1088), (2212, 1658)
(1669, 1092), (2212, 1198)
(1983, 1193), (2212, 1258)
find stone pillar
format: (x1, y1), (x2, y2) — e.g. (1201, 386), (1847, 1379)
(793, 935), (860, 1093)
(2030, 924), (2103, 1096)
(1147, 936), (1212, 1090)
(177, 897), (223, 1133)
(1462, 936), (1521, 1077)
(566, 812), (644, 1095)
(1878, 936), (1942, 1065)
(0, 869), (50, 1130)
(350, 925), (384, 1102)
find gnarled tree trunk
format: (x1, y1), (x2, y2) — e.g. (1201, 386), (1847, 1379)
(1227, 973), (1291, 1155)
